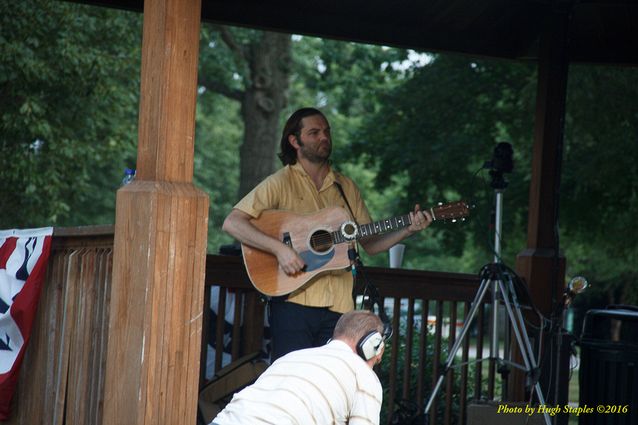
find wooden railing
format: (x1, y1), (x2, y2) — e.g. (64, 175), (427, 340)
(7, 228), (497, 425)
(204, 255), (498, 425)
(4, 226), (114, 425)
(359, 267), (487, 425)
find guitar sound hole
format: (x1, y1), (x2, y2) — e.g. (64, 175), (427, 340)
(310, 230), (333, 253)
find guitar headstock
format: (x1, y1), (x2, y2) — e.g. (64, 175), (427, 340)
(431, 201), (470, 222)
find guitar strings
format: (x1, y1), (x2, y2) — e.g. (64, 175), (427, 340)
(306, 215), (416, 246)
(298, 205), (467, 248)
(307, 214), (412, 245)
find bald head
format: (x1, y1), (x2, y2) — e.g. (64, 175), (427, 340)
(332, 310), (384, 344)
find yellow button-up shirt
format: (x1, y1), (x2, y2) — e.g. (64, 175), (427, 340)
(235, 162), (372, 313)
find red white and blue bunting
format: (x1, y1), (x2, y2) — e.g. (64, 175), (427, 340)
(0, 227), (53, 420)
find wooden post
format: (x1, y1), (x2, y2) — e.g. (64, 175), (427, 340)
(513, 8), (569, 405)
(103, 0), (208, 424)
(517, 8), (569, 314)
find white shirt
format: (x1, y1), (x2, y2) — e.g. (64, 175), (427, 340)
(211, 340), (382, 425)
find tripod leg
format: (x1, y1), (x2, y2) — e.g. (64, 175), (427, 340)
(489, 279), (499, 399)
(506, 279), (542, 379)
(423, 278), (493, 417)
(497, 280), (551, 425)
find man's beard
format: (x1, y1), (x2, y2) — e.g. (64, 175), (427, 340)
(298, 139), (331, 164)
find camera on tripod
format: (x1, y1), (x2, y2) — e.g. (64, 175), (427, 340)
(483, 142), (513, 190)
(424, 141), (553, 425)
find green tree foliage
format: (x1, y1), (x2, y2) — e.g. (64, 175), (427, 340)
(561, 65), (638, 305)
(194, 92), (242, 252)
(291, 37), (408, 114)
(198, 26), (291, 199)
(0, 0), (141, 228)
(196, 31), (412, 253)
(2, 3), (634, 310)
(351, 53), (638, 302)
(196, 25), (291, 252)
(285, 37), (417, 267)
(351, 55), (537, 271)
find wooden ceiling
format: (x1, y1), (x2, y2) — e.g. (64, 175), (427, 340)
(73, 0), (638, 65)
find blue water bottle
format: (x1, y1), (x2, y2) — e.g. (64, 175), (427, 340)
(121, 168), (136, 186)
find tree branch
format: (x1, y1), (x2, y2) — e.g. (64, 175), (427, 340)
(198, 75), (244, 102)
(215, 25), (248, 62)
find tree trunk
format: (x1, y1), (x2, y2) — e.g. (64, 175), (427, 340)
(238, 32), (291, 198)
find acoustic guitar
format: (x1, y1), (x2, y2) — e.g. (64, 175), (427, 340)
(242, 201), (470, 296)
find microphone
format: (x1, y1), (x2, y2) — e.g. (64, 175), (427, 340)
(563, 276), (589, 308)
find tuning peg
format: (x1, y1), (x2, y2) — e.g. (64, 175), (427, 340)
(437, 202), (443, 206)
(452, 219), (457, 223)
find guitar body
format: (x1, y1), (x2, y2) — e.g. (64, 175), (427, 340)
(242, 207), (353, 297)
(241, 200), (469, 297)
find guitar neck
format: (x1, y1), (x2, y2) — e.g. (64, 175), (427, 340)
(332, 213), (414, 244)
(330, 201), (468, 245)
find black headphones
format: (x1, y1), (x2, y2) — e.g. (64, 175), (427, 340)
(356, 330), (385, 361)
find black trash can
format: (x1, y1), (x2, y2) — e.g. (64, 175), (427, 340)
(579, 306), (638, 425)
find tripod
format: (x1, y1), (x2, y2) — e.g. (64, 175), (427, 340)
(423, 188), (551, 425)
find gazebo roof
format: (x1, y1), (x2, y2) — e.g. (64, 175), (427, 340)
(77, 0), (638, 65)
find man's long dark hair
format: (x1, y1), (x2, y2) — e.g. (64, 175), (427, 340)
(277, 107), (326, 166)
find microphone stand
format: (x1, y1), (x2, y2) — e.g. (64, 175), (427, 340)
(549, 277), (587, 419)
(334, 180), (391, 330)
(348, 245), (392, 337)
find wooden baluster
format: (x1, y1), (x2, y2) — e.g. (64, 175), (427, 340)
(231, 292), (242, 359)
(200, 284), (212, 387)
(403, 299), (415, 399)
(386, 298), (401, 425)
(214, 288), (227, 372)
(460, 302), (470, 425)
(474, 302), (485, 400)
(416, 299), (430, 412)
(487, 297), (496, 399)
(444, 301), (457, 425)
(431, 300), (444, 425)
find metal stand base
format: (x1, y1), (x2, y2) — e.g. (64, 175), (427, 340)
(423, 263), (551, 425)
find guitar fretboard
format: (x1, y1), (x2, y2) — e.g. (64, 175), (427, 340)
(332, 214), (412, 244)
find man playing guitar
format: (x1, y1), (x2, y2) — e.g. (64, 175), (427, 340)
(222, 107), (432, 361)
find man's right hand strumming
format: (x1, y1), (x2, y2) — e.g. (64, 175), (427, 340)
(223, 208), (306, 276)
(275, 244), (306, 275)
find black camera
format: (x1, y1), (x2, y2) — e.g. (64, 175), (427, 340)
(484, 142), (513, 189)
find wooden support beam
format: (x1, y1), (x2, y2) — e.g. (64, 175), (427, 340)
(517, 8), (570, 323)
(136, 0), (202, 183)
(517, 8), (570, 316)
(512, 8), (570, 406)
(103, 0), (208, 424)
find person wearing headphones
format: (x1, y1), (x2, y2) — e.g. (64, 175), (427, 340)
(210, 310), (386, 425)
